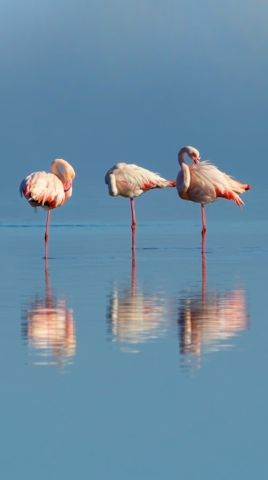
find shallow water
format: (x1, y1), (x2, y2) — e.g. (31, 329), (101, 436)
(0, 220), (267, 479)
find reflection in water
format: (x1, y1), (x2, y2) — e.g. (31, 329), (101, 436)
(22, 263), (76, 366)
(178, 254), (248, 368)
(107, 252), (168, 351)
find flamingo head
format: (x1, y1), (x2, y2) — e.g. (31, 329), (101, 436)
(186, 146), (201, 164)
(178, 146), (201, 165)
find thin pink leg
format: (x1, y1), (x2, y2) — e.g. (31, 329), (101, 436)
(130, 198), (137, 250)
(131, 229), (136, 251)
(201, 204), (207, 254)
(44, 210), (51, 259)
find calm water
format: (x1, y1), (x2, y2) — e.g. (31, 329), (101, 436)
(0, 220), (267, 479)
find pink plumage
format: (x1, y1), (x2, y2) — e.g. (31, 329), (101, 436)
(176, 146), (250, 252)
(105, 162), (176, 198)
(21, 171), (67, 209)
(105, 162), (176, 249)
(20, 158), (76, 258)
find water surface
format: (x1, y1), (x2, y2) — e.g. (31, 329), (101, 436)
(0, 220), (267, 479)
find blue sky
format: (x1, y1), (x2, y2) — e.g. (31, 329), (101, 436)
(0, 0), (267, 223)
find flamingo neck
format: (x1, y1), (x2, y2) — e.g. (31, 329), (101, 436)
(51, 159), (75, 185)
(178, 147), (188, 166)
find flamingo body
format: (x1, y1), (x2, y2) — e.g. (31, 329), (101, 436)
(20, 158), (75, 258)
(105, 162), (176, 249)
(177, 159), (250, 207)
(176, 146), (250, 252)
(105, 162), (176, 198)
(20, 171), (67, 209)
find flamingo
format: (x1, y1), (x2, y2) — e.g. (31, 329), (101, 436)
(176, 146), (250, 252)
(20, 158), (76, 258)
(105, 162), (176, 249)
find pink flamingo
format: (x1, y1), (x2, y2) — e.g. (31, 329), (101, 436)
(105, 162), (176, 249)
(176, 146), (250, 253)
(20, 158), (76, 258)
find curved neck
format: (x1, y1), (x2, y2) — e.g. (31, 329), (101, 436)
(51, 159), (75, 184)
(178, 147), (188, 166)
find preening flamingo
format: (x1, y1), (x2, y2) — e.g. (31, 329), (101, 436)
(105, 162), (176, 249)
(20, 158), (76, 258)
(176, 146), (250, 252)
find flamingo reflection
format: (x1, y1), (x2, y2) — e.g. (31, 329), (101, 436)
(107, 251), (168, 350)
(22, 264), (76, 366)
(178, 254), (248, 367)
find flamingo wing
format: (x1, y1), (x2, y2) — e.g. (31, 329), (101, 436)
(190, 162), (249, 206)
(106, 163), (174, 198)
(20, 171), (65, 209)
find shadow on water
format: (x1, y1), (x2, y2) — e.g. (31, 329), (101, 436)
(21, 261), (76, 367)
(106, 248), (249, 369)
(106, 250), (169, 353)
(178, 253), (249, 370)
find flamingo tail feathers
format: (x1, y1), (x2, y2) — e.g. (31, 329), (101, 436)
(228, 178), (251, 194)
(215, 188), (245, 207)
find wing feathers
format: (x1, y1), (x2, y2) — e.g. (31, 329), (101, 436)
(189, 161), (249, 206)
(106, 163), (175, 197)
(21, 172), (65, 209)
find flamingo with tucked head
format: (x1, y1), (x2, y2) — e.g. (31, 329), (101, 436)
(105, 162), (176, 249)
(176, 146), (250, 252)
(20, 158), (76, 258)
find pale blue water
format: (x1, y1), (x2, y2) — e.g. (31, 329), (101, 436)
(0, 220), (267, 479)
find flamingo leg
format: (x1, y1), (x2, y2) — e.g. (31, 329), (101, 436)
(201, 204), (207, 254)
(130, 198), (137, 250)
(44, 210), (51, 259)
